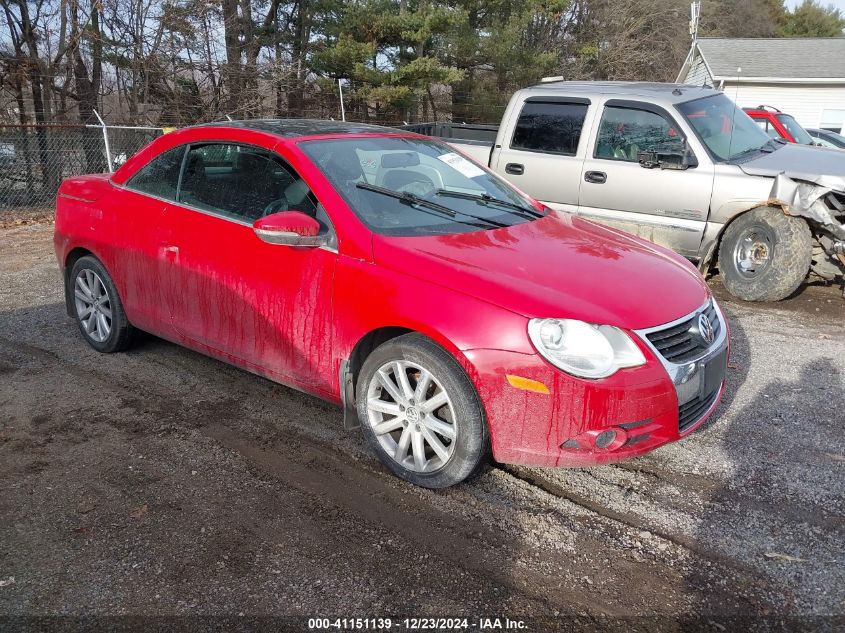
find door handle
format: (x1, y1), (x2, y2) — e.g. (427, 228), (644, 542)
(505, 163), (524, 175)
(161, 245), (179, 262)
(584, 170), (607, 184)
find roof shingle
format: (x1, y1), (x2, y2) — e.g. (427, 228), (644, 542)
(697, 37), (845, 79)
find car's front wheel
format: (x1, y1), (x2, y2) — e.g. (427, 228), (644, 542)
(356, 333), (489, 488)
(69, 255), (135, 353)
(717, 206), (812, 302)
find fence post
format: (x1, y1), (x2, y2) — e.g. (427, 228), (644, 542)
(93, 110), (113, 172)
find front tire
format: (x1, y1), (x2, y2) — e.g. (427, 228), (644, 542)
(69, 255), (135, 353)
(356, 333), (489, 488)
(717, 206), (812, 302)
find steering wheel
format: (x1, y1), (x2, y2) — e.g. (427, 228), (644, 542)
(261, 198), (289, 217)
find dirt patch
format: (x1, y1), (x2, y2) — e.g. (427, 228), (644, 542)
(0, 207), (54, 229)
(1, 222), (843, 623)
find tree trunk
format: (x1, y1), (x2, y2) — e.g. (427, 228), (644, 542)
(14, 0), (60, 195)
(221, 0), (242, 114)
(70, 0), (105, 172)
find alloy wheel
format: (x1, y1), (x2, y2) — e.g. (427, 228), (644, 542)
(74, 268), (112, 343)
(365, 360), (457, 473)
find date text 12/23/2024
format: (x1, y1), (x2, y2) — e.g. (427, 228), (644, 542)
(308, 618), (527, 630)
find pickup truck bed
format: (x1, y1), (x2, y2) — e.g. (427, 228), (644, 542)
(399, 122), (497, 165)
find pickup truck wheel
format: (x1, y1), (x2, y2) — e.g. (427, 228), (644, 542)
(69, 255), (135, 353)
(718, 206), (812, 302)
(356, 333), (490, 488)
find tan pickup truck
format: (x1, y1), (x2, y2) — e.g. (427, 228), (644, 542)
(407, 81), (845, 301)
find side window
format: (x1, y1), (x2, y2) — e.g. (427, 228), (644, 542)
(125, 146), (186, 200)
(595, 106), (683, 162)
(177, 143), (319, 223)
(510, 101), (588, 155)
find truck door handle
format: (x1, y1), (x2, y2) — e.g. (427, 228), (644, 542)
(584, 170), (607, 184)
(505, 163), (524, 175)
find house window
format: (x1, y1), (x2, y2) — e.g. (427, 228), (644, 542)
(820, 109), (845, 133)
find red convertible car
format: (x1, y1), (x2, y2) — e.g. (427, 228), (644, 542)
(54, 120), (729, 488)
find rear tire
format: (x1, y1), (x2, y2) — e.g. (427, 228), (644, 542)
(69, 255), (135, 353)
(718, 206), (812, 302)
(356, 333), (489, 488)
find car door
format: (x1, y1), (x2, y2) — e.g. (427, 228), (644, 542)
(490, 97), (591, 213)
(159, 141), (337, 392)
(577, 99), (714, 258)
(116, 144), (187, 335)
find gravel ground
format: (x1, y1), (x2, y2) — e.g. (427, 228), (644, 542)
(0, 222), (843, 629)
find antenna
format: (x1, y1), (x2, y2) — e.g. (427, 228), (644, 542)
(689, 1), (701, 45)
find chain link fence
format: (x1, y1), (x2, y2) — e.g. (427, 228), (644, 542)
(0, 122), (163, 218)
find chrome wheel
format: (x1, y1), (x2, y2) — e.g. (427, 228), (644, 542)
(74, 268), (112, 343)
(365, 360), (457, 473)
(733, 224), (774, 278)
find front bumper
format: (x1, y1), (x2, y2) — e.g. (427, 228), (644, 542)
(463, 301), (729, 468)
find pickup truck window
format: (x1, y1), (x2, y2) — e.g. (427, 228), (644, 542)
(677, 94), (772, 162)
(510, 101), (588, 155)
(595, 106), (683, 162)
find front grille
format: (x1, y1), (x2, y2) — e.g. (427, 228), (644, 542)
(645, 301), (721, 364)
(678, 387), (720, 433)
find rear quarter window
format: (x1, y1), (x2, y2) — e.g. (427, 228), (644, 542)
(510, 101), (588, 155)
(125, 146), (186, 200)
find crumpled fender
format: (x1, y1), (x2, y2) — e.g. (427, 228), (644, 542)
(768, 173), (845, 241)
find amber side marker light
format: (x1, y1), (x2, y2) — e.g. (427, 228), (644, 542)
(506, 374), (550, 394)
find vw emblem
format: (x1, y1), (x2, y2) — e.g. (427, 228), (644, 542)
(697, 313), (715, 345)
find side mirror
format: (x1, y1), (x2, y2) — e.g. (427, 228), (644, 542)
(253, 211), (324, 247)
(638, 145), (697, 171)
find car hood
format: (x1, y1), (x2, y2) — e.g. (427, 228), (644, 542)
(740, 143), (845, 190)
(372, 212), (709, 330)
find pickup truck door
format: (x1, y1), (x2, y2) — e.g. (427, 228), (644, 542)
(577, 99), (714, 258)
(490, 97), (592, 213)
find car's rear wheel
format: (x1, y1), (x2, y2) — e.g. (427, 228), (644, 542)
(717, 206), (812, 302)
(69, 256), (135, 353)
(356, 333), (489, 488)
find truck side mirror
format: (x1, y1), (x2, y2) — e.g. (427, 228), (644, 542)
(638, 142), (697, 170)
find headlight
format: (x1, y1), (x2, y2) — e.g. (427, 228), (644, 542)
(527, 318), (646, 379)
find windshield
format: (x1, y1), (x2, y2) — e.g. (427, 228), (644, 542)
(299, 136), (539, 237)
(818, 129), (845, 148)
(777, 114), (814, 145)
(677, 94), (773, 162)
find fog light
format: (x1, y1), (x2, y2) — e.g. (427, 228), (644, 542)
(594, 430), (617, 449)
(562, 427), (628, 452)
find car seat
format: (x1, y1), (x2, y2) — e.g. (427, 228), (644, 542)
(180, 154), (208, 206)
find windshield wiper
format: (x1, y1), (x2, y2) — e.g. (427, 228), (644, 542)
(434, 189), (544, 219)
(730, 146), (767, 161)
(355, 182), (507, 229)
(731, 137), (785, 161)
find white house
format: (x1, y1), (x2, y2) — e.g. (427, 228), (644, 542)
(676, 37), (845, 132)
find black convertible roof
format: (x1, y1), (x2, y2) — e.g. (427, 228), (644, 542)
(198, 118), (399, 138)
